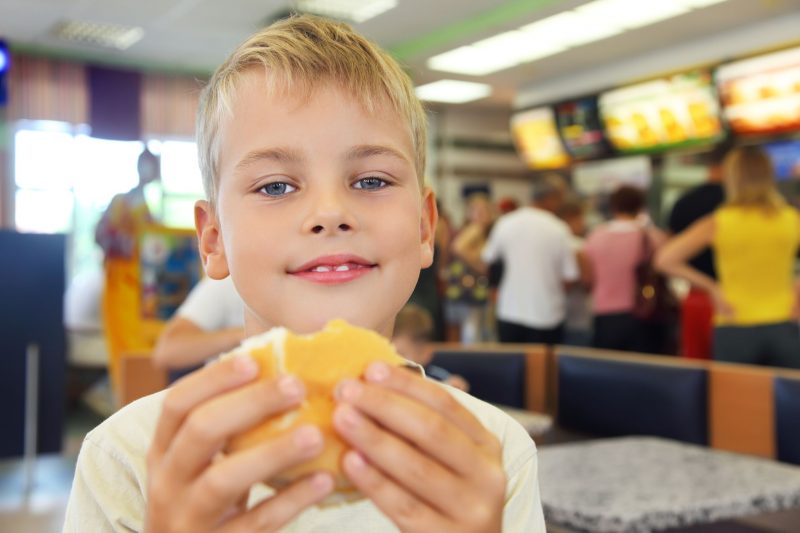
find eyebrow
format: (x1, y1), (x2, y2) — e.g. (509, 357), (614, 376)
(345, 144), (411, 166)
(235, 147), (306, 172)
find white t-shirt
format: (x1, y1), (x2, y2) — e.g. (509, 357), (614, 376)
(63, 384), (546, 532)
(176, 276), (244, 330)
(482, 207), (579, 329)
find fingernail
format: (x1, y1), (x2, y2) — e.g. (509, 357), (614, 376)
(278, 375), (304, 399)
(345, 451), (367, 471)
(293, 425), (322, 449)
(233, 355), (258, 378)
(337, 379), (362, 402)
(365, 362), (389, 383)
(310, 472), (334, 494)
(334, 404), (361, 429)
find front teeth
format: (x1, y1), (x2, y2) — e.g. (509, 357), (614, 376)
(310, 265), (351, 272)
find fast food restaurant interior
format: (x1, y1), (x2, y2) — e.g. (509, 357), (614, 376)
(3, 0), (800, 531)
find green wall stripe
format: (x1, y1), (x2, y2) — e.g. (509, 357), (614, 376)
(389, 0), (564, 60)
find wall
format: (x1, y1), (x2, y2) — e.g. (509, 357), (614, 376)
(426, 105), (532, 227)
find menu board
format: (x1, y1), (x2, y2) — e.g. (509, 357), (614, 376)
(717, 46), (800, 135)
(762, 140), (800, 181)
(511, 107), (571, 169)
(555, 97), (609, 160)
(599, 70), (724, 153)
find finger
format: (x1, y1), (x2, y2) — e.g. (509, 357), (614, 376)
(362, 362), (493, 447)
(342, 450), (450, 532)
(216, 472), (334, 533)
(336, 380), (493, 477)
(151, 355), (259, 461)
(162, 374), (305, 482)
(188, 425), (326, 522)
(333, 403), (476, 519)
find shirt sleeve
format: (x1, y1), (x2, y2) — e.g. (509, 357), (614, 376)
(176, 278), (230, 331)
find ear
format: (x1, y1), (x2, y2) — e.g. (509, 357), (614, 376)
(419, 187), (438, 269)
(195, 200), (230, 280)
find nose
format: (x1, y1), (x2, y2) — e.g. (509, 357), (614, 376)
(301, 186), (358, 236)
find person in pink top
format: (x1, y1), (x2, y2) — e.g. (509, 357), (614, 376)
(583, 186), (666, 352)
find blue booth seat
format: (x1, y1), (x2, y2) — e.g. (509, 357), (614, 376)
(429, 351), (525, 408)
(557, 354), (708, 445)
(775, 376), (800, 465)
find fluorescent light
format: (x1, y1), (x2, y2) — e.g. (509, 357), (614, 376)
(425, 0), (731, 76)
(520, 11), (624, 49)
(575, 0), (691, 30)
(415, 80), (491, 104)
(295, 0), (397, 23)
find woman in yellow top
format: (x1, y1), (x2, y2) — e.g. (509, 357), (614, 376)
(656, 146), (800, 368)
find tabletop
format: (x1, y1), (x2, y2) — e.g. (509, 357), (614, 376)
(537, 436), (800, 532)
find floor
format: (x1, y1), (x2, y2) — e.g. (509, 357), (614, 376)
(0, 399), (105, 533)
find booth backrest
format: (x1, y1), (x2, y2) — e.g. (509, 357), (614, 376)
(774, 376), (800, 465)
(430, 351), (525, 408)
(557, 354), (709, 445)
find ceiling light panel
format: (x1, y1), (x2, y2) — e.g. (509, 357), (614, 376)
(294, 0), (397, 23)
(519, 11), (624, 49)
(415, 80), (491, 104)
(575, 0), (691, 30)
(51, 20), (144, 50)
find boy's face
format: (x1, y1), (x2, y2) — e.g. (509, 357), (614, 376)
(196, 71), (436, 337)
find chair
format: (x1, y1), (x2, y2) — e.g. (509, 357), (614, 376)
(557, 353), (708, 444)
(429, 351), (525, 408)
(774, 376), (800, 465)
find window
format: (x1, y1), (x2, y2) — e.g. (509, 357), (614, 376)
(12, 121), (205, 280)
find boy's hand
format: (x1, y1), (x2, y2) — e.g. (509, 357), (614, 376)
(145, 356), (334, 532)
(334, 363), (505, 533)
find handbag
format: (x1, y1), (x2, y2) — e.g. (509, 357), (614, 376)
(633, 229), (677, 323)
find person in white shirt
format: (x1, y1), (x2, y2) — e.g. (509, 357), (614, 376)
(482, 174), (579, 344)
(152, 276), (244, 371)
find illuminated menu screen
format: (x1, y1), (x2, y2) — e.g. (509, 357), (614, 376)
(555, 97), (609, 160)
(717, 46), (800, 135)
(599, 70), (724, 153)
(510, 107), (570, 170)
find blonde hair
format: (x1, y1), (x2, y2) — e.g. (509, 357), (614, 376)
(723, 146), (785, 212)
(196, 14), (427, 206)
(393, 303), (433, 339)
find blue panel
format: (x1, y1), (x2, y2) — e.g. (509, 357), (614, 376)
(430, 351), (525, 408)
(0, 231), (66, 458)
(775, 377), (800, 465)
(558, 354), (708, 445)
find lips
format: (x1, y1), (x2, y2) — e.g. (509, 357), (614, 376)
(289, 255), (376, 285)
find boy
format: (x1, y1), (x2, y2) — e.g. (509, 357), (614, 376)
(64, 15), (544, 532)
(393, 304), (469, 392)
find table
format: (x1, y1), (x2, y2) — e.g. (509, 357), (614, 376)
(538, 436), (800, 532)
(495, 405), (553, 437)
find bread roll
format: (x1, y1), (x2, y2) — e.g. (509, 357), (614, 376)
(225, 319), (407, 504)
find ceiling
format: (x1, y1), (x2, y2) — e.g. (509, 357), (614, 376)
(1, 0), (800, 109)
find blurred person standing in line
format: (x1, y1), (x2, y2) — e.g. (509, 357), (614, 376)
(443, 193), (494, 343)
(583, 186), (667, 352)
(559, 196), (593, 346)
(657, 146), (800, 368)
(667, 143), (728, 358)
(94, 147), (161, 397)
(482, 174), (578, 344)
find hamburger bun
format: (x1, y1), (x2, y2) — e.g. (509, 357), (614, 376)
(224, 319), (407, 505)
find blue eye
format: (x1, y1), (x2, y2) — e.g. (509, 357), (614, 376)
(354, 177), (387, 190)
(260, 182), (296, 196)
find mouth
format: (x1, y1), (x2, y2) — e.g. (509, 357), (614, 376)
(289, 254), (377, 285)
